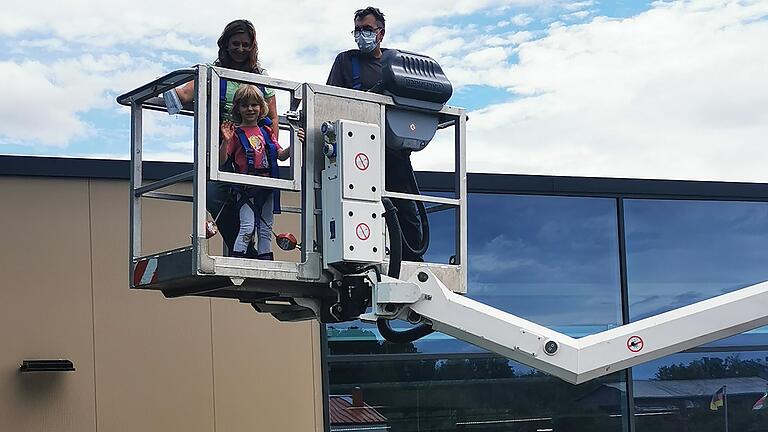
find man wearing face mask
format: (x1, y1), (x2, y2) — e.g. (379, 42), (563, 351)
(327, 6), (425, 262)
(327, 6), (387, 91)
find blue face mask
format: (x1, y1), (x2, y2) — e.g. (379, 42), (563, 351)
(355, 31), (378, 53)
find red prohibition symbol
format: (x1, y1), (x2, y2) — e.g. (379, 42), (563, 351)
(627, 335), (644, 353)
(356, 223), (371, 241)
(354, 152), (369, 171)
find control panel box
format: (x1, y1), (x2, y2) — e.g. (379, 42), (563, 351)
(322, 120), (385, 266)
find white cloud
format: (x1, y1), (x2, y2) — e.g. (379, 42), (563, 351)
(416, 0), (768, 183)
(17, 38), (70, 51)
(511, 13), (534, 26)
(1, 0), (767, 184)
(0, 0), (546, 149)
(0, 61), (88, 147)
(562, 0), (595, 12)
(142, 111), (194, 140)
(561, 10), (592, 21)
(465, 46), (510, 67)
(0, 54), (166, 147)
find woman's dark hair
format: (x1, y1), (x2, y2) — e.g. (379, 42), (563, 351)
(216, 19), (262, 73)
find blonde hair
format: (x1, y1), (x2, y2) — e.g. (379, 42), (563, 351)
(231, 84), (269, 123)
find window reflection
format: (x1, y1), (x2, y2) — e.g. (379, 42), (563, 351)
(328, 357), (626, 432)
(467, 194), (622, 332)
(328, 193), (624, 354)
(630, 352), (768, 432)
(326, 193), (628, 431)
(624, 200), (768, 321)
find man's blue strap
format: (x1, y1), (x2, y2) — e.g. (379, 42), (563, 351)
(350, 54), (362, 90)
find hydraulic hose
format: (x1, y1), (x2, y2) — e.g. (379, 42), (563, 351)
(398, 171), (430, 258)
(377, 197), (434, 344)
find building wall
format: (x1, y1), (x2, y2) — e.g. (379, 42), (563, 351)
(0, 176), (322, 432)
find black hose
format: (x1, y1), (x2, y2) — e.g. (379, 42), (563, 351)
(382, 198), (402, 279)
(400, 200), (430, 257)
(398, 169), (430, 258)
(377, 198), (434, 344)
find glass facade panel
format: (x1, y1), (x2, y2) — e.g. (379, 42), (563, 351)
(631, 351), (768, 432)
(328, 354), (626, 432)
(625, 199), (768, 319)
(326, 190), (768, 432)
(624, 199), (768, 345)
(422, 203), (456, 265)
(326, 193), (627, 431)
(328, 194), (623, 351)
(466, 194), (622, 334)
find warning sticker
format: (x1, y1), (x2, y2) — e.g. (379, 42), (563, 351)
(354, 152), (369, 171)
(627, 335), (644, 353)
(356, 223), (371, 241)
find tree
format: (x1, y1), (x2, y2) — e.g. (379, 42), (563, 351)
(655, 355), (767, 380)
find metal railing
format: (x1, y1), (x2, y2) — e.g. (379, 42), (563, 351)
(117, 64), (468, 296)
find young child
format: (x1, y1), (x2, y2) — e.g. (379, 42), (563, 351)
(220, 84), (290, 259)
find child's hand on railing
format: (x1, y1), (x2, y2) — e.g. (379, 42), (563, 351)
(297, 127), (305, 143)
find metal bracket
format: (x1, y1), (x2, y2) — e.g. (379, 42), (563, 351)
(297, 252), (323, 281)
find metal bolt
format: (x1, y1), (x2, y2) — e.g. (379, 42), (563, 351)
(384, 304), (396, 313)
(417, 272), (429, 282)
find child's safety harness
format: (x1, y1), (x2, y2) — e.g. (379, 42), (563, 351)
(224, 117), (281, 214)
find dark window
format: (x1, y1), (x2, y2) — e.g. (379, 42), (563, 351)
(327, 355), (627, 432)
(466, 194), (622, 333)
(326, 193), (627, 431)
(630, 351), (768, 432)
(624, 199), (768, 346)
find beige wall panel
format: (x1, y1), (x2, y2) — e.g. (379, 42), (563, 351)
(208, 190), (321, 431)
(0, 177), (96, 432)
(210, 302), (322, 432)
(89, 180), (215, 432)
(139, 183), (194, 256)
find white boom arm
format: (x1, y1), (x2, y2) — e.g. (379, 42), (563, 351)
(365, 269), (768, 384)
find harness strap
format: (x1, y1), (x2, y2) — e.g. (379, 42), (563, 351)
(234, 127), (262, 174)
(232, 186), (274, 223)
(350, 54), (362, 90)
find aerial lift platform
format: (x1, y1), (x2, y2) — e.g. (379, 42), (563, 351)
(118, 55), (768, 384)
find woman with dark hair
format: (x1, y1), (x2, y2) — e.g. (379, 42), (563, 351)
(175, 19), (279, 134)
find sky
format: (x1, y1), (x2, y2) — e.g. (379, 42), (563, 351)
(1, 0), (767, 182)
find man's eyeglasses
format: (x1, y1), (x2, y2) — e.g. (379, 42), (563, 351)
(352, 27), (382, 38)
